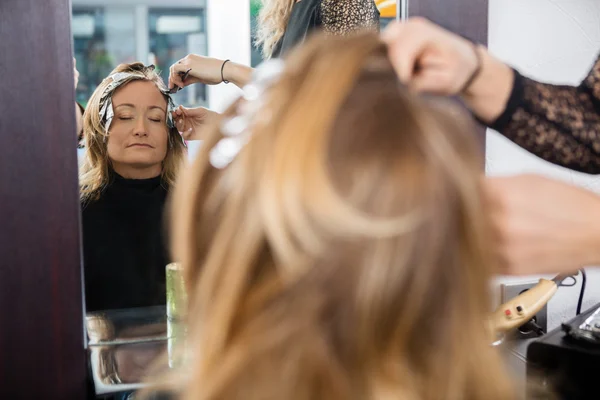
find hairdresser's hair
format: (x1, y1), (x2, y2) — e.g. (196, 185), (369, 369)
(168, 32), (516, 400)
(79, 62), (186, 202)
(255, 0), (295, 58)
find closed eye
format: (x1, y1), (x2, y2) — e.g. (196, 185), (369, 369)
(149, 118), (162, 123)
(119, 117), (133, 121)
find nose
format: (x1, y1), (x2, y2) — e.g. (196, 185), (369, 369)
(133, 117), (148, 137)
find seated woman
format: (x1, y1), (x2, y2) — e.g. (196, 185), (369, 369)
(80, 63), (187, 312)
(163, 33), (517, 399)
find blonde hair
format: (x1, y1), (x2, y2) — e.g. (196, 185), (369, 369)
(255, 0), (295, 58)
(168, 33), (516, 400)
(79, 62), (186, 202)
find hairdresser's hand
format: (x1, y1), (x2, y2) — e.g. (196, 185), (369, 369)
(169, 55), (223, 89)
(485, 174), (600, 275)
(173, 105), (220, 141)
(382, 18), (513, 123)
(383, 18), (479, 94)
(169, 55), (253, 90)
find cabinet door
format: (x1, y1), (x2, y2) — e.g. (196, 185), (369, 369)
(409, 0), (488, 44)
(0, 0), (86, 398)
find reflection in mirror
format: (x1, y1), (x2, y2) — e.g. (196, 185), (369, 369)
(91, 341), (166, 392)
(79, 66), (186, 313)
(87, 306), (173, 396)
(69, 5), (213, 395)
(72, 0), (390, 318)
(71, 0), (387, 396)
(73, 2), (208, 108)
(86, 306), (167, 346)
(247, 0), (395, 65)
(72, 1), (206, 317)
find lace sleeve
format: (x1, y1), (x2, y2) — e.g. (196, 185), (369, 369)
(490, 54), (600, 174)
(320, 0), (380, 36)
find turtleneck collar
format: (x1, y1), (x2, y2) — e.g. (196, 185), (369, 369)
(109, 169), (164, 191)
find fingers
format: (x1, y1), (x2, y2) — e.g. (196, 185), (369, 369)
(185, 106), (210, 119)
(409, 70), (455, 94)
(169, 63), (187, 90)
(172, 106), (192, 137)
(384, 19), (432, 83)
(173, 105), (185, 130)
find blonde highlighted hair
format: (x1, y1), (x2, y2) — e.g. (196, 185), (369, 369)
(255, 0), (295, 58)
(79, 63), (186, 202)
(166, 33), (516, 400)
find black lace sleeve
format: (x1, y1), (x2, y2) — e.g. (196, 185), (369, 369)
(490, 54), (600, 174)
(320, 0), (380, 36)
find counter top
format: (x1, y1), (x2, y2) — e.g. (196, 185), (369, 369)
(86, 306), (172, 396)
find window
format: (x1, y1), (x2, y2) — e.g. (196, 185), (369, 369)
(148, 9), (207, 107)
(72, 1), (208, 108)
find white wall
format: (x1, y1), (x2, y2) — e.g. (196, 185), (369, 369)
(206, 0), (250, 111)
(488, 0), (600, 329)
(184, 0), (251, 159)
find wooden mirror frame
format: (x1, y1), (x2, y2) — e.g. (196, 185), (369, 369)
(0, 0), (86, 398)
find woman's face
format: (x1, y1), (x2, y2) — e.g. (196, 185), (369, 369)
(107, 80), (169, 179)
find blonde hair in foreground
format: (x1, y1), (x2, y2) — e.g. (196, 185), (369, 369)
(79, 63), (186, 202)
(166, 33), (517, 400)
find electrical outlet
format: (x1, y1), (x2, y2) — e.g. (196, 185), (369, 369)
(500, 281), (548, 339)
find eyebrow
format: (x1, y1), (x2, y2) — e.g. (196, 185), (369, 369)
(114, 103), (166, 113)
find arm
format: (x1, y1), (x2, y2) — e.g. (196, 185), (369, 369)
(486, 174), (600, 275)
(320, 0), (380, 35)
(464, 51), (600, 174)
(384, 18), (600, 174)
(222, 61), (253, 89)
(169, 56), (253, 91)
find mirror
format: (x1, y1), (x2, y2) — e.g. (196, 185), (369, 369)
(72, 0), (210, 318)
(73, 0), (397, 320)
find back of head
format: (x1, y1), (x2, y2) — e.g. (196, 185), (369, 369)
(171, 32), (515, 400)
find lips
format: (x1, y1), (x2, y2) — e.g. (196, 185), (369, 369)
(128, 143), (154, 148)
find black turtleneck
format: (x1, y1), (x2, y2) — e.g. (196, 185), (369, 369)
(82, 172), (170, 312)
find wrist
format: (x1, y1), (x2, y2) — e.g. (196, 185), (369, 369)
(222, 61), (252, 88)
(460, 46), (513, 124)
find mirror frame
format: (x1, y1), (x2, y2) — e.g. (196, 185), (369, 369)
(0, 0), (86, 398)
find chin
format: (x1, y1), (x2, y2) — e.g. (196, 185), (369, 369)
(126, 159), (163, 168)
(123, 153), (162, 165)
